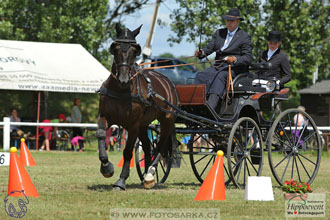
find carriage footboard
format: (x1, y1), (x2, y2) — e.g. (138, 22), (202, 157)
(176, 84), (206, 106)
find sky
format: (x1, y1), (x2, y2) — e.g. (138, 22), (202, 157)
(119, 0), (196, 57)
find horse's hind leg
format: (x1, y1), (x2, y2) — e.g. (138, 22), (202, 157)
(97, 116), (114, 178)
(143, 120), (175, 189)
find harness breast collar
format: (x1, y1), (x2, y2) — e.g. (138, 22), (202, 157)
(98, 70), (154, 106)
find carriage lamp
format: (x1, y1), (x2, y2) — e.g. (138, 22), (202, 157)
(279, 130), (284, 136)
(252, 79), (276, 92)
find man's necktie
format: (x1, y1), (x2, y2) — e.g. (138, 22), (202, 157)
(221, 33), (233, 51)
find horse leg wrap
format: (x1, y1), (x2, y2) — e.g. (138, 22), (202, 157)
(97, 128), (114, 178)
(96, 128), (108, 163)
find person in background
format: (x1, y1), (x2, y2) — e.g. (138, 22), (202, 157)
(39, 119), (52, 151)
(39, 114), (66, 151)
(10, 108), (21, 135)
(10, 108), (22, 146)
(294, 106), (307, 127)
(71, 98), (84, 151)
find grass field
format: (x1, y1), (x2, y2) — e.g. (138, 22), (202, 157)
(0, 147), (329, 220)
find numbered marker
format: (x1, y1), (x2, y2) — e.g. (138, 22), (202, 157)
(0, 152), (10, 166)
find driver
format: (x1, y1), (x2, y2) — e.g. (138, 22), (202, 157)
(195, 8), (252, 112)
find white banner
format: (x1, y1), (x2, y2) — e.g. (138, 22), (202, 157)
(0, 40), (109, 93)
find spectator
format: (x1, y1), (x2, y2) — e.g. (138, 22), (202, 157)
(9, 108), (23, 146)
(39, 119), (52, 151)
(39, 114), (66, 151)
(294, 106), (307, 127)
(71, 98), (84, 151)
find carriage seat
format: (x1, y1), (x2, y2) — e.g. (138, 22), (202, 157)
(232, 73), (266, 93)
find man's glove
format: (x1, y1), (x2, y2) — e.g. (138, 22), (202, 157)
(225, 56), (237, 64)
(195, 49), (205, 59)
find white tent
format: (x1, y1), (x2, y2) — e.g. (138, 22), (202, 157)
(0, 39), (109, 93)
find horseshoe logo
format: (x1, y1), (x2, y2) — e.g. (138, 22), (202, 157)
(4, 190), (29, 218)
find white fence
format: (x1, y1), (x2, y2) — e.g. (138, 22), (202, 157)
(1, 117), (97, 150)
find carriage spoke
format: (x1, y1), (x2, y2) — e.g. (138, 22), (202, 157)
(291, 155), (295, 179)
(192, 154), (209, 165)
(274, 151), (293, 169)
(199, 155), (215, 178)
(294, 155), (302, 182)
(246, 157), (258, 174)
(274, 132), (293, 149)
(280, 155), (292, 182)
(297, 152), (317, 166)
(296, 155), (312, 179)
(235, 159), (244, 184)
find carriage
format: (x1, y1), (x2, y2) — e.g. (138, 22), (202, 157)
(133, 65), (322, 189)
(97, 24), (321, 190)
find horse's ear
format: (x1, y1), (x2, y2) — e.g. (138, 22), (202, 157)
(132, 25), (142, 38)
(115, 23), (122, 36)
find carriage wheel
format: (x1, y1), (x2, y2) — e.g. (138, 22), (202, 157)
(188, 133), (231, 185)
(135, 125), (172, 184)
(268, 108), (321, 185)
(227, 117), (263, 189)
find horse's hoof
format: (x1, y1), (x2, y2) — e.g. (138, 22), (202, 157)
(113, 186), (124, 191)
(100, 162), (114, 178)
(113, 178), (126, 190)
(143, 179), (155, 189)
(143, 166), (156, 189)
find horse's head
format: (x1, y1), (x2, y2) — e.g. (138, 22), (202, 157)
(110, 23), (142, 88)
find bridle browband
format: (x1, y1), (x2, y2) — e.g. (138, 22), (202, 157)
(111, 38), (140, 80)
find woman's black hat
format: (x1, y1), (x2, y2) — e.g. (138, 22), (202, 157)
(267, 31), (282, 42)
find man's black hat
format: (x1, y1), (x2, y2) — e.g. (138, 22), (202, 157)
(267, 31), (282, 42)
(221, 8), (244, 21)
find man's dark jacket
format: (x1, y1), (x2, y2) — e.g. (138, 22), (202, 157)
(260, 48), (291, 86)
(202, 27), (252, 74)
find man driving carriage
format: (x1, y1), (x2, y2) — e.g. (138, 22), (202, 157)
(194, 8), (252, 112)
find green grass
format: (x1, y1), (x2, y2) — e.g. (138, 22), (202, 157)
(0, 149), (329, 220)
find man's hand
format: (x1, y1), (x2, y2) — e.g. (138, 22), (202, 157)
(195, 49), (205, 59)
(225, 56), (237, 64)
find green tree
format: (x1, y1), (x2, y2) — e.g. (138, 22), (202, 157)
(167, 0), (330, 94)
(168, 0), (264, 59)
(0, 0), (152, 68)
(263, 0), (330, 90)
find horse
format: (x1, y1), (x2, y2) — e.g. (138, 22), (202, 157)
(96, 23), (179, 190)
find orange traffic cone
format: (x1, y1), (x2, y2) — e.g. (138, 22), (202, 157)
(20, 138), (36, 166)
(8, 147), (40, 197)
(194, 150), (225, 201)
(117, 151), (134, 168)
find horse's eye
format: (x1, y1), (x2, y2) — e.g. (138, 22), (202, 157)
(132, 44), (141, 56)
(110, 43), (119, 55)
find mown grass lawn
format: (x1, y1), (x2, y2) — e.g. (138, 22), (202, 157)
(0, 148), (329, 220)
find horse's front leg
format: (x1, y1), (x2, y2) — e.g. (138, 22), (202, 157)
(113, 131), (138, 190)
(97, 116), (114, 178)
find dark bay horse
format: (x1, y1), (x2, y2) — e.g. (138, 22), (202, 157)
(96, 24), (178, 190)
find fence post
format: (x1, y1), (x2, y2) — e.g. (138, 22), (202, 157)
(3, 117), (10, 151)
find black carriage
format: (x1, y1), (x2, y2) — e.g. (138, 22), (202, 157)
(134, 66), (322, 189)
